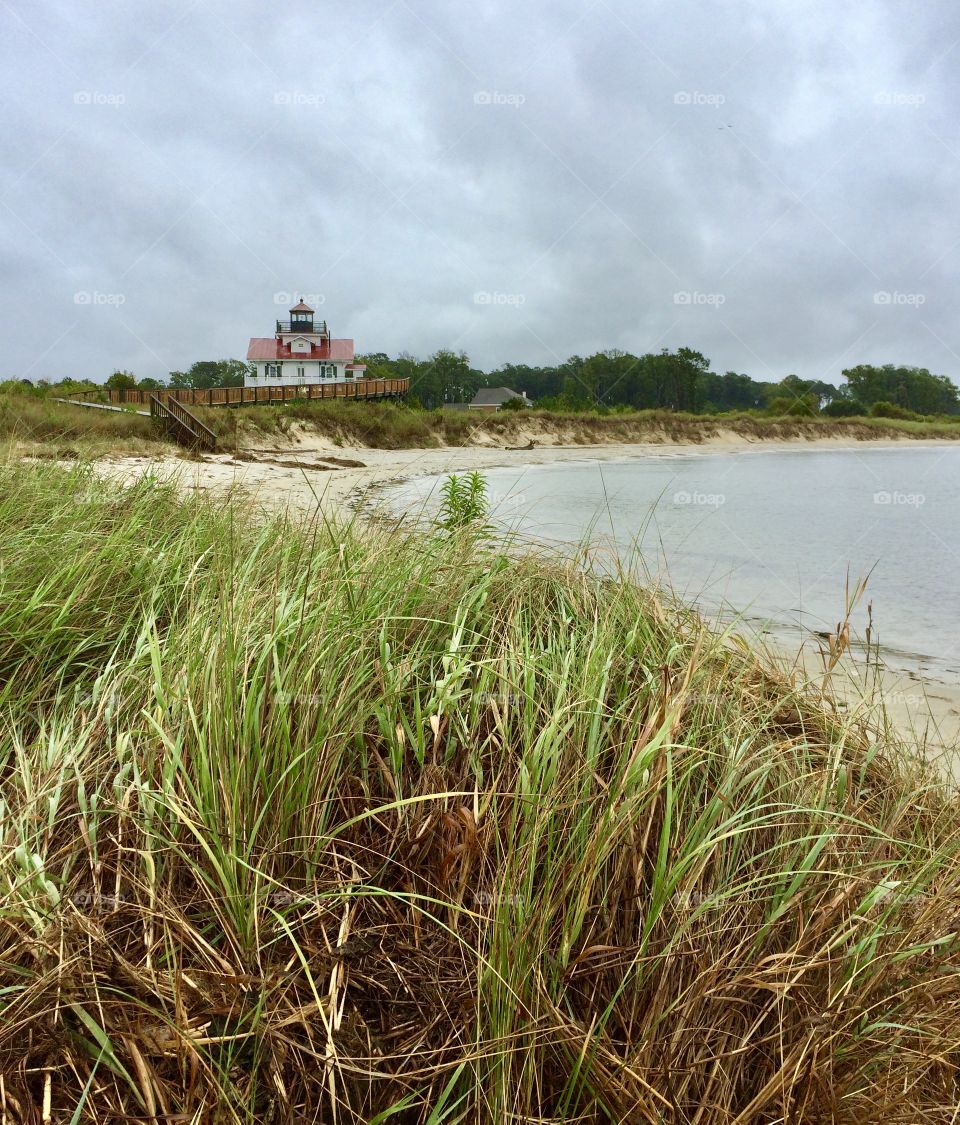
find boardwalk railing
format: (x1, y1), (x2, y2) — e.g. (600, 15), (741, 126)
(149, 395), (217, 452)
(66, 378), (410, 409)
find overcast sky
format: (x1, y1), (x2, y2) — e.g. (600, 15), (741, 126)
(2, 1), (959, 385)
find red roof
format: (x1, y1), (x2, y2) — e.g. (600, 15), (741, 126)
(290, 300), (314, 313)
(247, 337), (355, 362)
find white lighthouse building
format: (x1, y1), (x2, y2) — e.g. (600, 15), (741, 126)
(246, 300), (367, 388)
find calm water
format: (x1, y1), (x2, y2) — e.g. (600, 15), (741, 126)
(387, 446), (960, 681)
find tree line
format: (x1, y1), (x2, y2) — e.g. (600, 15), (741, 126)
(10, 354), (960, 417)
(357, 351), (960, 416)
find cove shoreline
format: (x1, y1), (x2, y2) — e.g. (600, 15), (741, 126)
(71, 429), (960, 773)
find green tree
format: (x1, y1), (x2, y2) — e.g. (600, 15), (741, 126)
(169, 359), (252, 389)
(766, 393), (819, 417)
(106, 369), (138, 390)
(493, 363), (562, 401)
(841, 364), (960, 415)
(355, 353), (394, 381)
(698, 370), (765, 412)
(410, 350), (479, 409)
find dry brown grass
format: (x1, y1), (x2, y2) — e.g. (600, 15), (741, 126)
(1, 461), (959, 1122)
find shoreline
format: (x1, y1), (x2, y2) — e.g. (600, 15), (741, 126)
(74, 429), (960, 768)
(83, 428), (960, 521)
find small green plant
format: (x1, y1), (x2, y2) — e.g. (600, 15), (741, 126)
(437, 470), (488, 529)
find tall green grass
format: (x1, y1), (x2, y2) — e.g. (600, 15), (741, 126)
(0, 393), (163, 457)
(1, 460), (958, 1122)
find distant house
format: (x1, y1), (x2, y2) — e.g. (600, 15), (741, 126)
(468, 387), (532, 412)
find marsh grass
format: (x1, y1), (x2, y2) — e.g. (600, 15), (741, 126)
(1, 461), (959, 1122)
(0, 394), (170, 462)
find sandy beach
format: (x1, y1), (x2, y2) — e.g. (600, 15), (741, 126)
(84, 427), (960, 771)
(88, 425), (960, 521)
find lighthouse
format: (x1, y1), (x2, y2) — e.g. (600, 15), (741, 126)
(245, 300), (367, 387)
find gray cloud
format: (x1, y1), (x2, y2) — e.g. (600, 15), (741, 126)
(1, 0), (959, 383)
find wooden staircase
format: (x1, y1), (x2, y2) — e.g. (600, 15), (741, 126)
(149, 395), (217, 452)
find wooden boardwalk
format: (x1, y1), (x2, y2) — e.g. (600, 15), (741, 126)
(59, 378), (409, 451)
(54, 397), (150, 417)
(149, 395), (218, 451)
(65, 378), (409, 410)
